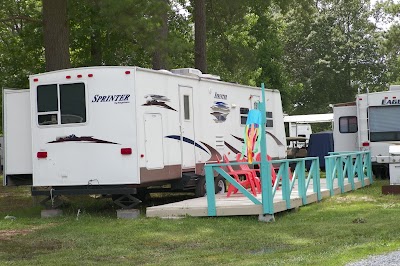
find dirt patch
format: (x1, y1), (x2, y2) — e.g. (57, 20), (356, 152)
(0, 223), (58, 241)
(334, 195), (377, 203)
(0, 229), (34, 240)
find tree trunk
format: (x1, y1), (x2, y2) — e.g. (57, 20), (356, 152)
(194, 0), (207, 73)
(152, 0), (169, 70)
(90, 0), (102, 65)
(42, 0), (71, 71)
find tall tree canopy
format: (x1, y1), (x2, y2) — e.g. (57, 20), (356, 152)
(0, 0), (398, 118)
(283, 0), (387, 114)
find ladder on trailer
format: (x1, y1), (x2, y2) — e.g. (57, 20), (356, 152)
(356, 88), (369, 151)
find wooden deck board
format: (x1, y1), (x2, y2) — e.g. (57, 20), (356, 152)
(146, 178), (371, 218)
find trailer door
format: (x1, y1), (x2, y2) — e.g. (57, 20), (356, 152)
(3, 89), (33, 185)
(333, 105), (358, 152)
(144, 113), (164, 169)
(179, 85), (196, 169)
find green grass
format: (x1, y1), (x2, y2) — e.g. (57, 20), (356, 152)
(1, 178), (400, 265)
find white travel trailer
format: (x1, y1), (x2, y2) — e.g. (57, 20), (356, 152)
(3, 66), (286, 204)
(333, 85), (400, 181)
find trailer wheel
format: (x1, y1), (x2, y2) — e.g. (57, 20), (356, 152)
(214, 175), (226, 194)
(381, 165), (389, 179)
(195, 176), (226, 197)
(195, 177), (206, 197)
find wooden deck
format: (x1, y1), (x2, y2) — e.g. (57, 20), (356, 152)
(146, 178), (371, 218)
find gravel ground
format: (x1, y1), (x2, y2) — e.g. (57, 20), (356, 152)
(346, 251), (400, 266)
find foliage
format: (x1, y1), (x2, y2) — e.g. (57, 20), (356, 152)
(0, 0), (399, 121)
(0, 0), (44, 90)
(68, 0), (193, 69)
(283, 0), (388, 115)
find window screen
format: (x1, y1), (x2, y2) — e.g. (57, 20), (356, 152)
(183, 95), (190, 120)
(60, 83), (86, 124)
(339, 116), (357, 133)
(37, 84), (58, 112)
(369, 106), (400, 141)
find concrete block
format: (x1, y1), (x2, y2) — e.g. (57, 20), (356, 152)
(41, 209), (63, 218)
(117, 209), (140, 219)
(258, 214), (275, 222)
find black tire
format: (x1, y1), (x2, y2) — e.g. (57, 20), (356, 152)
(195, 175), (226, 197)
(381, 165), (389, 179)
(195, 176), (206, 197)
(214, 175), (226, 194)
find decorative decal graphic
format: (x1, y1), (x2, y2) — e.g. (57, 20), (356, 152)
(165, 135), (209, 154)
(210, 101), (230, 123)
(142, 94), (177, 111)
(224, 141), (241, 154)
(211, 101), (230, 112)
(210, 112), (229, 123)
(231, 134), (245, 143)
(200, 141), (223, 162)
(48, 134), (119, 144)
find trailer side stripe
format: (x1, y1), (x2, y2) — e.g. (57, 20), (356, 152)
(165, 135), (209, 154)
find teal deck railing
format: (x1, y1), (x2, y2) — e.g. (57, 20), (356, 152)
(204, 151), (373, 217)
(204, 157), (321, 217)
(325, 151), (373, 196)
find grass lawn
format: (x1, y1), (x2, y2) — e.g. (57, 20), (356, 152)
(1, 178), (400, 265)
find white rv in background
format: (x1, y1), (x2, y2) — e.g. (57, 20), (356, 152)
(3, 66), (286, 202)
(283, 113), (333, 157)
(333, 85), (400, 181)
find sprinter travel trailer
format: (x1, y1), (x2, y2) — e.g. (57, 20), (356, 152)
(4, 67), (286, 205)
(333, 85), (400, 180)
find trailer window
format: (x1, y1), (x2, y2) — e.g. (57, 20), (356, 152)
(37, 82), (86, 126)
(240, 108), (249, 125)
(369, 106), (400, 141)
(60, 83), (86, 124)
(266, 112), (273, 128)
(37, 84), (58, 112)
(183, 95), (190, 120)
(339, 116), (357, 133)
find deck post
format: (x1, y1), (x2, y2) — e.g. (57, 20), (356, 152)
(358, 153), (365, 186)
(313, 158), (321, 201)
(281, 161), (291, 209)
(337, 156), (344, 193)
(347, 155), (355, 190)
(325, 156), (334, 196)
(298, 160), (307, 204)
(205, 165), (217, 216)
(260, 83), (273, 215)
(367, 152), (373, 183)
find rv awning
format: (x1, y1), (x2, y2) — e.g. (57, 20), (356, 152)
(283, 113), (333, 124)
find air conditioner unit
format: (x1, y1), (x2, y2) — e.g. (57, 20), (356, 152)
(170, 68), (202, 77)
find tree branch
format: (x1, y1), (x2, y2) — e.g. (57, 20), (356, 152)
(0, 16), (41, 23)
